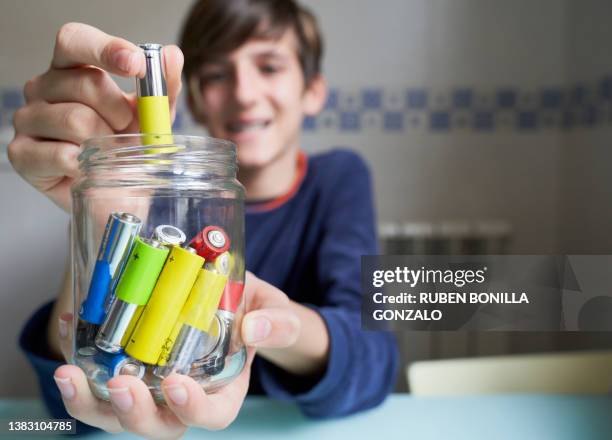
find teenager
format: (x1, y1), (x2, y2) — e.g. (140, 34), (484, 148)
(10, 1), (399, 436)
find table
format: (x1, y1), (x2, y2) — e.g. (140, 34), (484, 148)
(1, 394), (611, 439)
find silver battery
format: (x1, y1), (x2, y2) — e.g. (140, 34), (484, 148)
(137, 44), (166, 97)
(112, 357), (145, 379)
(95, 299), (139, 353)
(153, 224), (186, 246)
(154, 325), (204, 378)
(189, 310), (233, 376)
(204, 251), (231, 276)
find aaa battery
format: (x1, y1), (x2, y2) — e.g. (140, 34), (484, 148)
(125, 246), (203, 364)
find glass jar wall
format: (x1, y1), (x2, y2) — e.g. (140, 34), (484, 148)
(70, 134), (246, 403)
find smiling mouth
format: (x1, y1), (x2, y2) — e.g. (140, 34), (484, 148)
(226, 120), (271, 134)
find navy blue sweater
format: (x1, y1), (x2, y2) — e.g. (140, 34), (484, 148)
(20, 148), (399, 431)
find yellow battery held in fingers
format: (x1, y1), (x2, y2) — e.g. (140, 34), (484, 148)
(125, 246), (204, 364)
(157, 266), (228, 365)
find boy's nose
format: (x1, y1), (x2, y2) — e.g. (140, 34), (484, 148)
(232, 64), (261, 107)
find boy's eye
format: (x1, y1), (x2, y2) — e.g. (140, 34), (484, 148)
(200, 71), (229, 84)
(260, 64), (282, 75)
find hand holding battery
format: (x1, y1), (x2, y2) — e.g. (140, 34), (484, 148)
(7, 22), (183, 212)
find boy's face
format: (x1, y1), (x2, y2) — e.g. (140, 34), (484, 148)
(192, 30), (324, 171)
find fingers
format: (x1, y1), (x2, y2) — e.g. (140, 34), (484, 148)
(53, 365), (123, 433)
(242, 307), (300, 348)
(25, 67), (133, 132)
(58, 313), (73, 362)
(52, 23), (145, 77)
(14, 101), (114, 145)
(106, 375), (186, 439)
(8, 135), (80, 180)
(162, 45), (184, 117)
(161, 349), (256, 431)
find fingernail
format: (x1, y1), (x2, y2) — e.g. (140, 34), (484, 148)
(108, 387), (133, 412)
(245, 316), (272, 344)
(112, 49), (136, 72)
(58, 318), (68, 339)
(164, 384), (188, 406)
(54, 376), (75, 400)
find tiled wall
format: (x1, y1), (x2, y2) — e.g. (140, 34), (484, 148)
(3, 75), (611, 135)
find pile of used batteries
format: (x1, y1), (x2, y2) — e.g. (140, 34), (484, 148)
(76, 212), (243, 381)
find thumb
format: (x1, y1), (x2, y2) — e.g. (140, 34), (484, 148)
(162, 45), (184, 120)
(58, 312), (74, 362)
(241, 308), (301, 348)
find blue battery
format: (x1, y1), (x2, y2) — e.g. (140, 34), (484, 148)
(94, 350), (145, 379)
(79, 212), (142, 324)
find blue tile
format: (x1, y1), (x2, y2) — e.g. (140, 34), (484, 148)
(302, 115), (317, 131)
(325, 89), (338, 110)
(340, 112), (360, 131)
(2, 89), (24, 109)
(497, 89), (516, 108)
(474, 111), (494, 131)
(541, 88), (563, 108)
(518, 111), (537, 130)
(430, 112), (450, 131)
(406, 89), (427, 109)
(601, 77), (612, 100)
(383, 112), (403, 131)
(453, 89), (473, 108)
(362, 89), (382, 109)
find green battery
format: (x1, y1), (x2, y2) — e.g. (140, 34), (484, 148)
(95, 237), (169, 353)
(126, 246), (204, 364)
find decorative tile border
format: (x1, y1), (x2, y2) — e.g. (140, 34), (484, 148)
(1, 75), (611, 133)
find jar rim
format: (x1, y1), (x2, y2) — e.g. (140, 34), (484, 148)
(79, 134), (237, 177)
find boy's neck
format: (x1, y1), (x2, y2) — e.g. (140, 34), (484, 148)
(239, 146), (299, 201)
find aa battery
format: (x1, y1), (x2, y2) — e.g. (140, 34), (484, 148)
(79, 212), (142, 325)
(153, 225), (186, 246)
(94, 350), (145, 379)
(95, 237), (169, 353)
(189, 226), (230, 260)
(156, 253), (230, 371)
(189, 310), (234, 376)
(125, 246), (203, 364)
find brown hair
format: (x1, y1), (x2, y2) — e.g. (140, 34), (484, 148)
(179, 0), (323, 87)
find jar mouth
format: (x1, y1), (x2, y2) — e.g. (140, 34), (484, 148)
(79, 134), (237, 177)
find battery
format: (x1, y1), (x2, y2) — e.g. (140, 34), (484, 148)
(137, 43), (174, 148)
(79, 212), (142, 326)
(189, 310), (234, 376)
(95, 237), (169, 353)
(156, 253), (230, 370)
(189, 226), (230, 260)
(153, 225), (186, 246)
(94, 350), (145, 379)
(125, 246), (203, 364)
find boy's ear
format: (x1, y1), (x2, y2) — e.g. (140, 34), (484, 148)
(303, 74), (327, 116)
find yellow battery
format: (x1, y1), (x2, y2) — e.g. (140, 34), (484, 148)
(125, 246), (204, 364)
(157, 267), (228, 365)
(137, 96), (176, 151)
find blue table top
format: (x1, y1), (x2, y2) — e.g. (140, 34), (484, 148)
(1, 394), (612, 439)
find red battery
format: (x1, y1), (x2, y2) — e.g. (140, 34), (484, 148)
(189, 226), (230, 260)
(218, 280), (244, 314)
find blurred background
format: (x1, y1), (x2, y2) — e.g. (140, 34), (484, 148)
(1, 0), (612, 397)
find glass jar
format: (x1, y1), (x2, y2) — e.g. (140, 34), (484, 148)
(70, 134), (246, 403)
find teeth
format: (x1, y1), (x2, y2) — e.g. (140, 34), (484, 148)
(228, 121), (268, 133)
